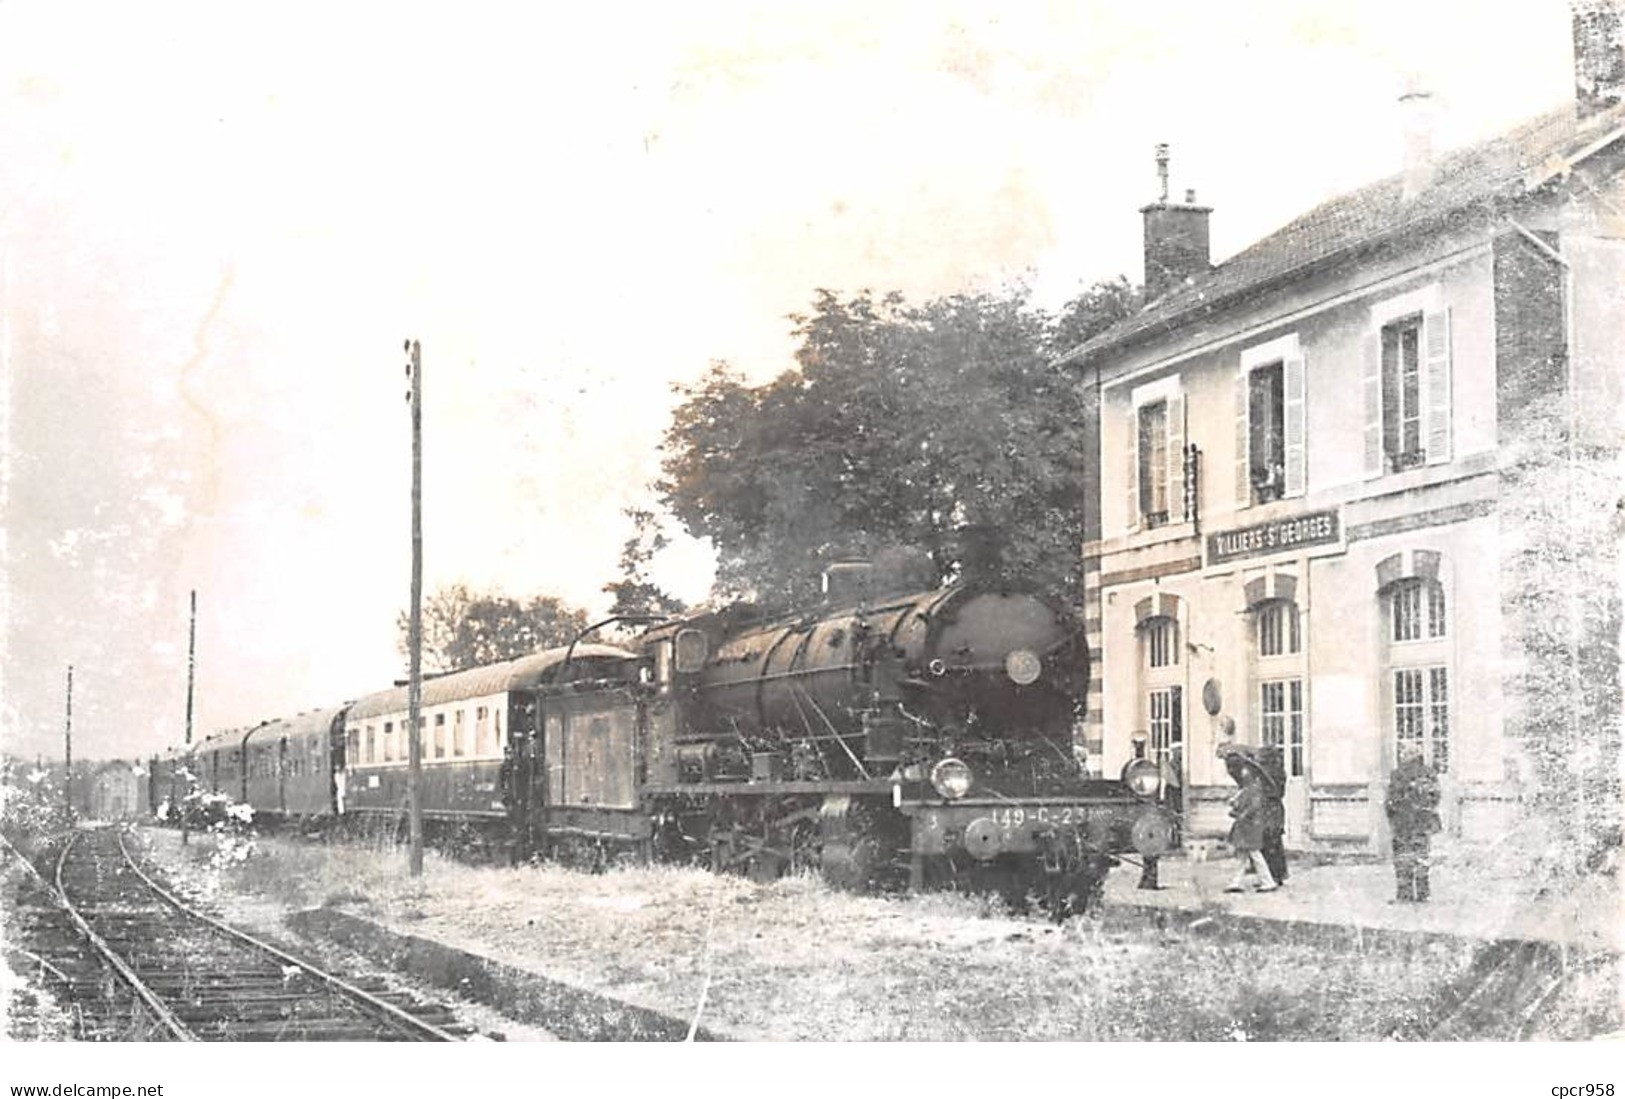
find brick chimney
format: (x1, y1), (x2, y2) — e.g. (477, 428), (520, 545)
(1140, 144), (1211, 301)
(1399, 80), (1437, 202)
(1573, 0), (1625, 119)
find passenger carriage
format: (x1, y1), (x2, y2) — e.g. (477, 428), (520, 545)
(341, 644), (639, 843)
(242, 708), (347, 822)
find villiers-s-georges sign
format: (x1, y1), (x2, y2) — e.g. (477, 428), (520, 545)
(1206, 508), (1341, 567)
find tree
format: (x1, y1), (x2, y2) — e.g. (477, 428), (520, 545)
(658, 279), (1139, 608)
(397, 584), (590, 673)
(1045, 276), (1142, 360)
(603, 507), (688, 620)
(1498, 393), (1621, 877)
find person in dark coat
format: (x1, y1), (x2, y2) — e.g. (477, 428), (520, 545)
(1223, 752), (1277, 893)
(1258, 745), (1289, 885)
(1385, 743), (1442, 902)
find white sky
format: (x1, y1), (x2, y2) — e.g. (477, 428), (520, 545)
(0, 0), (1580, 761)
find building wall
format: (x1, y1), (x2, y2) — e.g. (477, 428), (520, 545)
(1098, 507), (1507, 849)
(90, 766), (140, 820)
(1565, 163), (1625, 447)
(1097, 241), (1498, 545)
(1090, 227), (1524, 851)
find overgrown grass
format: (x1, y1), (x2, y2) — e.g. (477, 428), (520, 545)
(133, 827), (1609, 1041)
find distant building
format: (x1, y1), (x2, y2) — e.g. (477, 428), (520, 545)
(89, 761), (145, 820)
(1062, 4), (1624, 854)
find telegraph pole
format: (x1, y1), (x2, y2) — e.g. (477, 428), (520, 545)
(405, 339), (424, 877)
(63, 664), (73, 820)
(185, 590), (197, 746)
(181, 591), (197, 846)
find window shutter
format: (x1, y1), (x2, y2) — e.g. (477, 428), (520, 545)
(1236, 366), (1250, 508)
(1125, 409), (1139, 534)
(1423, 308), (1452, 465)
(1167, 391), (1186, 522)
(1363, 332), (1383, 477)
(1284, 351), (1307, 497)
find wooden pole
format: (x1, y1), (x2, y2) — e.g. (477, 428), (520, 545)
(185, 590), (196, 746)
(63, 665), (73, 820)
(182, 593), (196, 847)
(406, 338), (424, 877)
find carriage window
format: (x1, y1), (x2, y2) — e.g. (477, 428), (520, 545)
(433, 713), (447, 759)
(475, 706), (491, 756)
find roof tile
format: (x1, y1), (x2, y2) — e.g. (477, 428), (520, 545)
(1065, 102), (1625, 362)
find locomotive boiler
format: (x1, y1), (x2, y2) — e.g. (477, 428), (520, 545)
(635, 565), (1175, 908)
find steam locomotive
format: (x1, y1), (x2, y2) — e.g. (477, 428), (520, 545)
(152, 566), (1175, 910)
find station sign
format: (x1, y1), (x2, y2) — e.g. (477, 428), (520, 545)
(1206, 508), (1341, 566)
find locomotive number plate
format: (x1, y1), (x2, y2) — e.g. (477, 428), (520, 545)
(915, 803), (1116, 857)
(988, 806), (1088, 828)
(922, 805), (1091, 830)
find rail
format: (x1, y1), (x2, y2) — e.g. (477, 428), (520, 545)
(51, 830), (197, 1041)
(112, 828), (459, 1041)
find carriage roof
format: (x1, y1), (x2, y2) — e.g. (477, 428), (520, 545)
(243, 706), (347, 747)
(192, 727), (252, 755)
(344, 643), (636, 722)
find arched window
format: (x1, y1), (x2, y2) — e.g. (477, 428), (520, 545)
(1377, 554), (1451, 773)
(1143, 616), (1179, 668)
(1250, 596), (1305, 779)
(1389, 577), (1447, 642)
(1255, 598), (1301, 657)
(1136, 611), (1182, 778)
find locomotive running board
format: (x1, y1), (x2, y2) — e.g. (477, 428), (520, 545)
(641, 779), (892, 797)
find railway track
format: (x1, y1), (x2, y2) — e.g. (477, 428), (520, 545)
(5, 825), (468, 1041)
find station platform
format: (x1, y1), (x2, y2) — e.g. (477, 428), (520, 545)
(1103, 842), (1621, 954)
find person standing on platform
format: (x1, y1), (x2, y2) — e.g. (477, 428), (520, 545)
(1259, 745), (1289, 886)
(1223, 752), (1277, 893)
(1385, 742), (1442, 902)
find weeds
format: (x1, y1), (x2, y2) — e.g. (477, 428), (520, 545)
(132, 828), (1617, 1040)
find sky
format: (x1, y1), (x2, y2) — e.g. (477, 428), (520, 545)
(0, 0), (1581, 762)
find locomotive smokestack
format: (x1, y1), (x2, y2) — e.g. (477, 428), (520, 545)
(956, 524), (1005, 583)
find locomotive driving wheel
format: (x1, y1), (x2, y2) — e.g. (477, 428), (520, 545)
(703, 798), (821, 882)
(818, 797), (907, 892)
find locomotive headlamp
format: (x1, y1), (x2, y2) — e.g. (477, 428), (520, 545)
(1004, 649), (1042, 685)
(1121, 758), (1162, 799)
(930, 757), (974, 800)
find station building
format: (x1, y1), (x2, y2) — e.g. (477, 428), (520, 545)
(1063, 6), (1624, 853)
